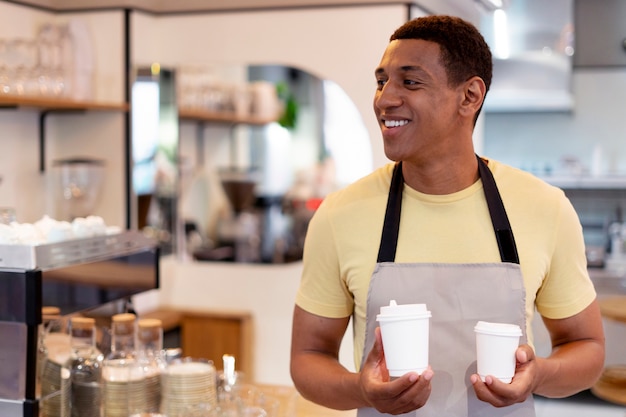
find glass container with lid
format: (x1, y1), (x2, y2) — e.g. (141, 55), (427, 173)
(128, 318), (165, 415)
(60, 316), (104, 417)
(102, 313), (137, 417)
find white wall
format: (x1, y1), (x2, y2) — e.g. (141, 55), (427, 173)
(131, 5), (408, 171)
(0, 3), (126, 226)
(129, 4), (407, 385)
(0, 1), (407, 386)
(0, 3), (410, 224)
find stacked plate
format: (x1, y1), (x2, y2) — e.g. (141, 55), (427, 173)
(69, 380), (102, 417)
(40, 359), (63, 417)
(127, 367), (162, 414)
(161, 358), (217, 416)
(39, 333), (71, 417)
(102, 359), (163, 417)
(102, 359), (135, 417)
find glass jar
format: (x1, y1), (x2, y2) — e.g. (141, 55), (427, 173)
(102, 313), (136, 417)
(128, 318), (165, 415)
(60, 316), (103, 417)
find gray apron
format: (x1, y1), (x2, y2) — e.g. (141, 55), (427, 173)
(358, 157), (536, 417)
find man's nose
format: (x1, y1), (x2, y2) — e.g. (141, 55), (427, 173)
(376, 82), (403, 109)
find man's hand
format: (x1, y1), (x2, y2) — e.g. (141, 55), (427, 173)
(470, 344), (535, 407)
(359, 327), (434, 415)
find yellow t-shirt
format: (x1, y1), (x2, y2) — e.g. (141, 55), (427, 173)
(295, 158), (596, 369)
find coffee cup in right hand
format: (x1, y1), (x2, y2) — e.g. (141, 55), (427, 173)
(474, 321), (522, 383)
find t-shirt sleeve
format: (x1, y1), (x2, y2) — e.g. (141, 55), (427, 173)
(295, 200), (354, 318)
(535, 194), (597, 319)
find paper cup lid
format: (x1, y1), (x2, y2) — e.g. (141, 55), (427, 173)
(377, 300), (430, 319)
(474, 321), (522, 336)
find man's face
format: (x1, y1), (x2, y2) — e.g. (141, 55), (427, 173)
(373, 39), (466, 164)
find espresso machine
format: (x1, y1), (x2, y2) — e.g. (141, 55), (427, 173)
(0, 231), (159, 417)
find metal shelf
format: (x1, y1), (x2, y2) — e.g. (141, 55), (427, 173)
(540, 175), (626, 190)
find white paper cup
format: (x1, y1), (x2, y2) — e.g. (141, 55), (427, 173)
(474, 321), (522, 383)
(376, 300), (431, 377)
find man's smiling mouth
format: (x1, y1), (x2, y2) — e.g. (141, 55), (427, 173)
(384, 119), (409, 128)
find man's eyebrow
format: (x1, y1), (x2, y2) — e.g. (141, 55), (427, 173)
(400, 65), (425, 73)
(375, 65), (426, 75)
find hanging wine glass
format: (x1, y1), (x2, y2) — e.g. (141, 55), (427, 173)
(5, 38), (24, 95)
(37, 23), (59, 97)
(21, 39), (39, 96)
(0, 39), (10, 95)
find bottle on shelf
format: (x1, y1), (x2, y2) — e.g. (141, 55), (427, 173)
(60, 316), (104, 417)
(128, 318), (165, 415)
(102, 313), (136, 417)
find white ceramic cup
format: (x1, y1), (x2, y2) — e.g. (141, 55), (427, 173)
(376, 300), (431, 377)
(474, 321), (522, 383)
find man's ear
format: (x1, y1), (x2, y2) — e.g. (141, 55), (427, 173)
(460, 76), (486, 117)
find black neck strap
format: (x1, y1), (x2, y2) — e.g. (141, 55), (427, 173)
(376, 156), (519, 264)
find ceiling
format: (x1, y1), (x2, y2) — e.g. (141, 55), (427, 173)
(10, 0), (571, 48)
(10, 0), (482, 20)
(11, 0), (571, 60)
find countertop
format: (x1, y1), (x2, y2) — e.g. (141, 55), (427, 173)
(255, 384), (356, 417)
(588, 267), (626, 295)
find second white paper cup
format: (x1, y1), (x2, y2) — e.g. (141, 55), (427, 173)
(376, 300), (431, 377)
(474, 321), (522, 383)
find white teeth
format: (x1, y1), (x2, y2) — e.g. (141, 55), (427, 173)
(384, 120), (408, 128)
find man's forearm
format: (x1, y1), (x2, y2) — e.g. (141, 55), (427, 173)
(533, 339), (605, 398)
(291, 353), (366, 410)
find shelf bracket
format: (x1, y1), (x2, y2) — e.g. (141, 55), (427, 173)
(39, 111), (49, 172)
(195, 121), (205, 166)
(38, 109), (87, 172)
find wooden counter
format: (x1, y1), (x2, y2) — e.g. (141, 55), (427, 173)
(592, 296), (626, 406)
(598, 296), (626, 323)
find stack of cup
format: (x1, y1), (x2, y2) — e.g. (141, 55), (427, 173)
(474, 321), (522, 383)
(376, 300), (431, 377)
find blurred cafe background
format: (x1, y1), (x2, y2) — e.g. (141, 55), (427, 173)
(1, 0), (626, 416)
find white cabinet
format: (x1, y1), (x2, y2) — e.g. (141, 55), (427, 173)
(574, 0), (626, 67)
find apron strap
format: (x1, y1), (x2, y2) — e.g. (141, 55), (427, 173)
(477, 156), (520, 264)
(376, 156), (519, 264)
(377, 162), (403, 263)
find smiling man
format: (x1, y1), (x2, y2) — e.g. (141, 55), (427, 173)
(290, 15), (605, 417)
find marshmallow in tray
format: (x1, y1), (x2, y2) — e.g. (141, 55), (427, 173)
(0, 215), (119, 245)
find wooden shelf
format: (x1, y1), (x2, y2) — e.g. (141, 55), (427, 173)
(0, 94), (128, 112)
(179, 107), (277, 125)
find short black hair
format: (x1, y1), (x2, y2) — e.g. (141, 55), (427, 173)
(390, 15), (493, 93)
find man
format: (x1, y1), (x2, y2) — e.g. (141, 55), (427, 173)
(290, 15), (605, 417)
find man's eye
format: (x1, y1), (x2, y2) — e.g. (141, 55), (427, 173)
(404, 79), (419, 86)
(376, 79), (387, 88)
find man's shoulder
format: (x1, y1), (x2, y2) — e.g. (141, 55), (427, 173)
(323, 163), (394, 207)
